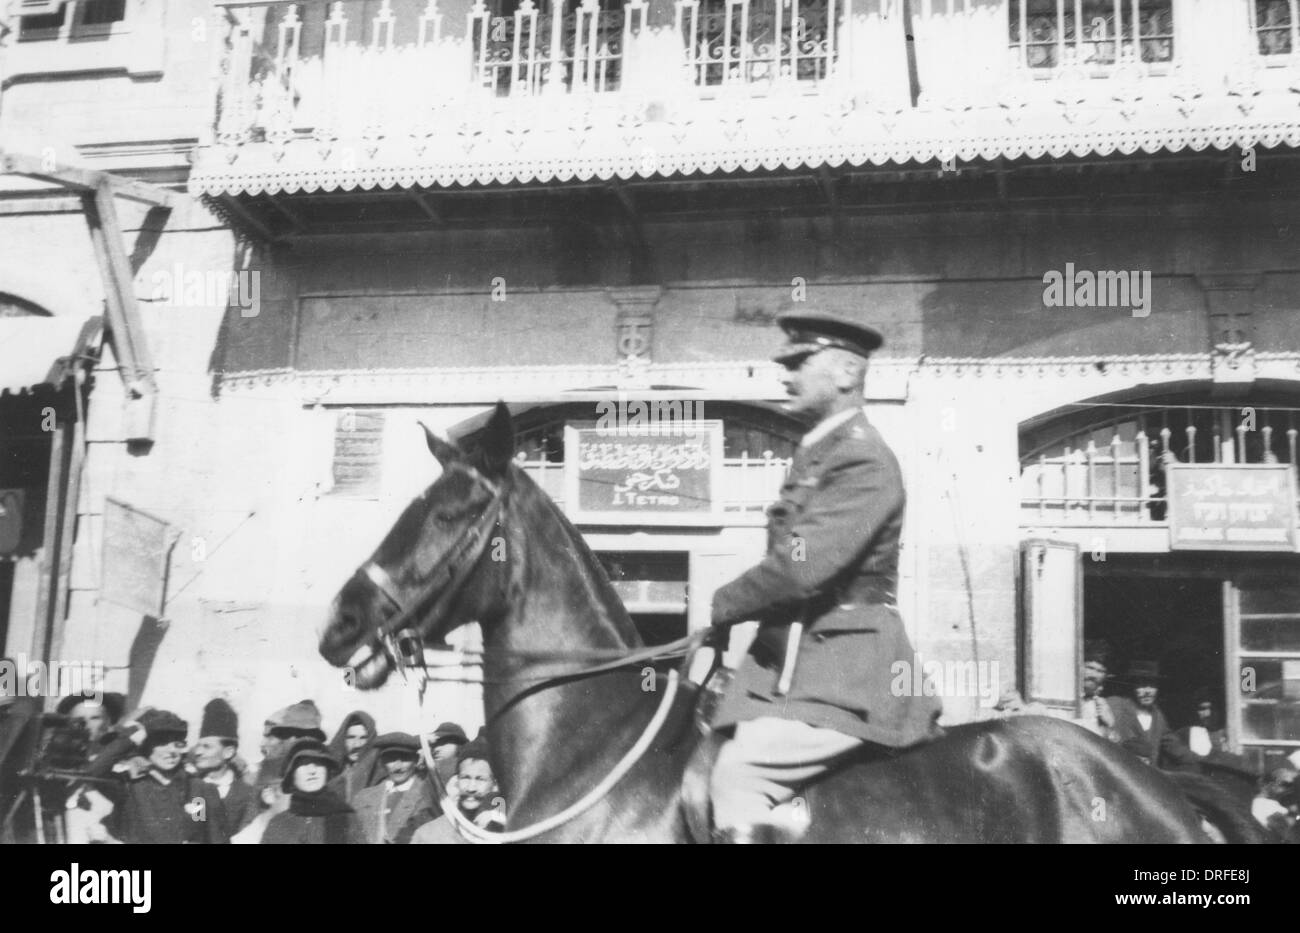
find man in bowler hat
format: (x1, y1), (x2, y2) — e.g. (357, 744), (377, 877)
(707, 311), (942, 842)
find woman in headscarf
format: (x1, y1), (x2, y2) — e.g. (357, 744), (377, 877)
(261, 739), (364, 844)
(327, 710), (380, 802)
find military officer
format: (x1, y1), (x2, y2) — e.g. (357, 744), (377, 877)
(708, 311), (943, 842)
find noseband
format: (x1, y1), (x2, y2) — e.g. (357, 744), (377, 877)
(356, 464), (505, 673)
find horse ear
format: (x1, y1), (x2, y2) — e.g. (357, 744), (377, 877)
(476, 401), (515, 477)
(420, 422), (464, 468)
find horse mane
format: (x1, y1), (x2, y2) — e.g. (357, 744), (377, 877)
(503, 461), (644, 649)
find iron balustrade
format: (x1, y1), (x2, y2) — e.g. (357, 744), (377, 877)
(1021, 404), (1300, 526)
(1008, 0), (1174, 71)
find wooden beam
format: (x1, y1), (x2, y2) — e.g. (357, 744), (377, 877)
(608, 180), (638, 222)
(83, 181), (158, 422)
(263, 195), (305, 233)
(46, 405), (84, 671)
(30, 407), (68, 675)
(407, 190), (443, 224)
(219, 194), (278, 242)
(0, 195), (83, 215)
(0, 150), (178, 208)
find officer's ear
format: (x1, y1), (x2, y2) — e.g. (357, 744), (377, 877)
(830, 350), (867, 391)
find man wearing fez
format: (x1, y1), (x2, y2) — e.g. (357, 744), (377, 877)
(707, 312), (942, 843)
(351, 732), (438, 843)
(192, 699), (260, 837)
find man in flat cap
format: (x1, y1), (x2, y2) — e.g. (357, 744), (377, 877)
(707, 311), (942, 843)
(351, 732), (438, 843)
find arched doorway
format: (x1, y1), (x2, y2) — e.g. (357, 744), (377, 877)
(1019, 382), (1300, 774)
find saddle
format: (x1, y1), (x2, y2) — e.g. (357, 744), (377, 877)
(679, 663), (907, 843)
(678, 668), (833, 844)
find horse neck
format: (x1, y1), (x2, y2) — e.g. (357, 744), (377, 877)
(482, 482), (659, 821)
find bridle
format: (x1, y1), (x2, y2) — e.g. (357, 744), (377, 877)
(347, 460), (717, 842)
(355, 462), (505, 676)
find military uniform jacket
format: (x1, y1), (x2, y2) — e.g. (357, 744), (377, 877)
(711, 409), (942, 746)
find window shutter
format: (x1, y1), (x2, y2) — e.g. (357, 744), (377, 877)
(331, 409), (385, 495)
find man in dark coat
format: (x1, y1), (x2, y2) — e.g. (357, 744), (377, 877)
(1106, 661), (1196, 771)
(192, 699), (260, 837)
(708, 312), (942, 842)
(351, 732), (437, 843)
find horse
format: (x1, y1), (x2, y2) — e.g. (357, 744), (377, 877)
(319, 402), (1224, 843)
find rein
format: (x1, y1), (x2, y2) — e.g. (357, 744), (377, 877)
(417, 670), (681, 844)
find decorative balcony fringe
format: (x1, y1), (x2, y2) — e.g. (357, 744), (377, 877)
(190, 86), (1300, 194)
(191, 1), (1300, 195)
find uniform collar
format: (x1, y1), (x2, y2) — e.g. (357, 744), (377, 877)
(800, 406), (865, 450)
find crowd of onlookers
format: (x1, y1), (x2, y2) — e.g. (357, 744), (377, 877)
(0, 689), (503, 844)
(3, 653), (1297, 843)
(994, 647), (1300, 841)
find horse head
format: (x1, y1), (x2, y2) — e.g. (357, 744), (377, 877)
(319, 402), (518, 690)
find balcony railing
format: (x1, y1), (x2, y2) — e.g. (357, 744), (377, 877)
(193, 0), (1300, 194)
(1021, 405), (1300, 526)
(519, 449), (791, 514)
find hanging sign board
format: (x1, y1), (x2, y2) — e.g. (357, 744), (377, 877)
(1167, 464), (1298, 552)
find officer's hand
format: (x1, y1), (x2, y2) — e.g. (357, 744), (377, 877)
(701, 624), (730, 653)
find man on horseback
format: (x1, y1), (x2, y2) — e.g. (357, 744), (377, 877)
(707, 312), (943, 843)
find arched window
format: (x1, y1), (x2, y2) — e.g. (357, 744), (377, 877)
(1020, 387), (1300, 525)
(460, 400), (801, 513)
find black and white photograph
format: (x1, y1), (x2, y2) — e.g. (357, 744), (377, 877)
(0, 0), (1297, 879)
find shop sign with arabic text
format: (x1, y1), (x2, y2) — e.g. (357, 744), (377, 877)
(1167, 464), (1299, 551)
(564, 421), (723, 525)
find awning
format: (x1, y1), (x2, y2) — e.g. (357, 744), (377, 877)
(0, 316), (102, 398)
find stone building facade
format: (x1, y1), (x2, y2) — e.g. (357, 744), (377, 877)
(2, 0), (1298, 771)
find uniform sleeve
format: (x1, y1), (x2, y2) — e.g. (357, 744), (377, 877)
(711, 443), (902, 626)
